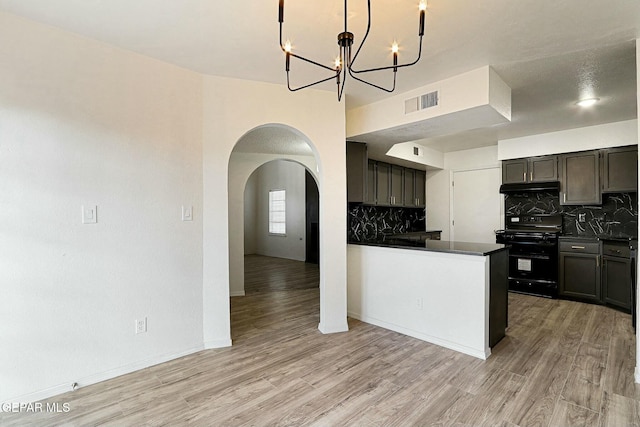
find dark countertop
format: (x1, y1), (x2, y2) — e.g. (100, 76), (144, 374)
(597, 234), (636, 242)
(391, 230), (443, 235)
(559, 235), (637, 243)
(558, 236), (600, 242)
(349, 238), (508, 256)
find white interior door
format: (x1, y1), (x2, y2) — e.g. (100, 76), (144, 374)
(451, 168), (502, 244)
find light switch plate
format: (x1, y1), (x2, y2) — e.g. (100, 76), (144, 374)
(182, 205), (193, 221)
(82, 205), (97, 224)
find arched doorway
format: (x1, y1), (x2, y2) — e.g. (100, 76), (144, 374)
(227, 124), (321, 337)
(243, 159), (319, 266)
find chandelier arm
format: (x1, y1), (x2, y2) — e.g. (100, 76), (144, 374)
(350, 36), (423, 74)
(280, 23), (337, 72)
(287, 72), (339, 92)
(349, 0), (373, 68)
(289, 52), (340, 72)
(347, 66), (397, 93)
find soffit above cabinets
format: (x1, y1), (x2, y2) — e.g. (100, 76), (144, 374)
(347, 66), (511, 168)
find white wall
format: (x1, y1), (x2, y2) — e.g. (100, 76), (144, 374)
(0, 12), (204, 402)
(244, 172), (257, 255)
(498, 120), (638, 160)
(203, 77), (348, 344)
(250, 160), (307, 261)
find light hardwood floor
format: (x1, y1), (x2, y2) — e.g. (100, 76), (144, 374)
(2, 255), (640, 426)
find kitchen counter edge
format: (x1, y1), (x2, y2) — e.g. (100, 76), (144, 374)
(348, 239), (508, 256)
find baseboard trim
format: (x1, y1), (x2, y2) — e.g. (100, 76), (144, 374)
(318, 320), (349, 334)
(204, 338), (232, 349)
(229, 290), (246, 297)
(2, 345), (205, 404)
(347, 310), (490, 360)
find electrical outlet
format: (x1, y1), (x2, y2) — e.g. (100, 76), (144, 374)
(578, 213), (586, 223)
(416, 297), (423, 310)
(135, 317), (147, 334)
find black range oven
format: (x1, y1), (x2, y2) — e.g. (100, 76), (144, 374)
(495, 214), (562, 298)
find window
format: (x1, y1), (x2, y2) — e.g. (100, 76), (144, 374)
(268, 190), (286, 235)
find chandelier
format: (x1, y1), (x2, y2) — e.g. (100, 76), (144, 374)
(278, 0), (427, 101)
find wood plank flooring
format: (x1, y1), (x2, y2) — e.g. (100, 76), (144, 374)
(2, 254), (640, 426)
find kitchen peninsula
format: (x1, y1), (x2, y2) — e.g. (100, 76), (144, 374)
(347, 239), (508, 360)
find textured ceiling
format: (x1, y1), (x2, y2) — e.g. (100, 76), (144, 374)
(233, 125), (313, 156)
(0, 0), (638, 152)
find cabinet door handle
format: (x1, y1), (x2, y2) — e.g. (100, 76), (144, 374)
(571, 245), (585, 250)
(597, 256), (600, 267)
(523, 172), (526, 181)
(530, 171), (533, 181)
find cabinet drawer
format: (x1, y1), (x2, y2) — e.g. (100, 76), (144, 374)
(602, 242), (631, 258)
(560, 241), (600, 254)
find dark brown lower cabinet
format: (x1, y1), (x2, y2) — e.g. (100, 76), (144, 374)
(559, 239), (634, 313)
(602, 241), (633, 313)
(559, 253), (601, 302)
(559, 240), (601, 303)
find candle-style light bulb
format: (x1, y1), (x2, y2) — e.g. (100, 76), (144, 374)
(392, 41), (398, 71)
(284, 39), (291, 72)
(334, 56), (342, 70)
(418, 0), (426, 36)
(279, 0), (284, 23)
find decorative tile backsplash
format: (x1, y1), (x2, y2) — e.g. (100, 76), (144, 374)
(348, 204), (426, 242)
(505, 192), (638, 238)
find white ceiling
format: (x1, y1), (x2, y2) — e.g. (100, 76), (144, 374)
(1, 0), (639, 152)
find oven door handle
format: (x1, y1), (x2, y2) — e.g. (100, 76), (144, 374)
(506, 241), (558, 247)
(508, 253), (551, 260)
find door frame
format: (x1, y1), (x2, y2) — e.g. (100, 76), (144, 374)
(449, 166), (504, 243)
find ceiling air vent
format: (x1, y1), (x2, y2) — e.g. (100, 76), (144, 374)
(421, 91), (439, 109)
(405, 90), (439, 114)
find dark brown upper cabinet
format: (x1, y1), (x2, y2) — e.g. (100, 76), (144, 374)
(403, 168), (415, 207)
(602, 146), (638, 193)
(366, 160), (376, 205)
(415, 170), (426, 208)
(529, 156), (558, 182)
(502, 155), (558, 184)
(347, 141), (427, 207)
(376, 162), (392, 206)
(389, 165), (403, 206)
(559, 150), (601, 205)
(502, 159), (527, 184)
(346, 142), (368, 203)
(402, 168), (426, 208)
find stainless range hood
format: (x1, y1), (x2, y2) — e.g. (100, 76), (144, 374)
(499, 181), (560, 194)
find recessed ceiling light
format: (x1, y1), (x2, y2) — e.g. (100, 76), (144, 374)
(576, 98), (600, 107)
